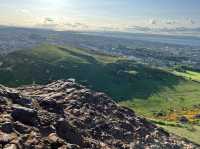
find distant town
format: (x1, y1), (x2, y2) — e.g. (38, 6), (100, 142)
(0, 26), (200, 70)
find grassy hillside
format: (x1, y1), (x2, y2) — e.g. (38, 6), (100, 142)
(0, 44), (199, 116)
(0, 44), (199, 111)
(172, 70), (200, 82)
(0, 44), (200, 143)
(149, 119), (200, 145)
(120, 80), (200, 117)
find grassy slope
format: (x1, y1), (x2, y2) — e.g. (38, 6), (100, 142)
(148, 118), (200, 144)
(120, 81), (200, 117)
(1, 44), (200, 143)
(157, 123), (200, 145)
(173, 70), (200, 82)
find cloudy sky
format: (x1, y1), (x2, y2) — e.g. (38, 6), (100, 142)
(0, 0), (200, 35)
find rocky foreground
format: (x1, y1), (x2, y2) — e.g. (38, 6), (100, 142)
(0, 80), (199, 149)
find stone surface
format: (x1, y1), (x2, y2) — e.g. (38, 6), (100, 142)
(0, 79), (199, 149)
(11, 105), (37, 126)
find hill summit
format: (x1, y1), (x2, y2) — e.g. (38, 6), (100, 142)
(0, 80), (198, 149)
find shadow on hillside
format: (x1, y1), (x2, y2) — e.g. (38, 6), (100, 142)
(82, 60), (183, 102)
(53, 50), (183, 101)
(0, 47), (183, 102)
(59, 47), (99, 64)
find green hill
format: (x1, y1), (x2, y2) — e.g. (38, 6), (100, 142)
(1, 44), (200, 143)
(0, 44), (200, 119)
(0, 45), (183, 99)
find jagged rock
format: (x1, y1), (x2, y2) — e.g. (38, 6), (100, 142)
(0, 132), (17, 146)
(179, 116), (189, 123)
(11, 97), (32, 108)
(11, 105), (37, 126)
(13, 121), (31, 134)
(3, 144), (18, 149)
(0, 122), (13, 133)
(0, 80), (199, 148)
(194, 114), (200, 119)
(38, 99), (64, 114)
(55, 118), (83, 146)
(48, 133), (65, 148)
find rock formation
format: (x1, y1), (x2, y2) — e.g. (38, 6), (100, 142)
(0, 80), (198, 149)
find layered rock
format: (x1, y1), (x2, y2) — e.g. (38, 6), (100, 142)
(0, 80), (198, 149)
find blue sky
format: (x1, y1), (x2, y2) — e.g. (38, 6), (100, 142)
(0, 0), (200, 35)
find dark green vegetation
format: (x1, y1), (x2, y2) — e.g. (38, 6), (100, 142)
(0, 44), (200, 143)
(0, 44), (180, 98)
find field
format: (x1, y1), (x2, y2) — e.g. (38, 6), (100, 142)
(173, 70), (200, 82)
(0, 44), (200, 144)
(120, 80), (200, 118)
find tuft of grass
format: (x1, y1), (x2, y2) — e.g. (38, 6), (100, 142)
(150, 119), (184, 127)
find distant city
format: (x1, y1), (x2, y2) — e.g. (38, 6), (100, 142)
(0, 26), (200, 70)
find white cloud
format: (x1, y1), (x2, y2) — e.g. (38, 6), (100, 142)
(149, 19), (157, 25)
(126, 26), (151, 32)
(34, 18), (91, 31)
(44, 17), (55, 23)
(188, 19), (195, 25)
(17, 9), (31, 15)
(34, 17), (58, 29)
(29, 16), (200, 36)
(165, 20), (176, 25)
(125, 26), (200, 36)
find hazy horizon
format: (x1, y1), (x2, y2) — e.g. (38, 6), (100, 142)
(0, 0), (200, 36)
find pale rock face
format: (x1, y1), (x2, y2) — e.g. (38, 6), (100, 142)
(0, 80), (199, 149)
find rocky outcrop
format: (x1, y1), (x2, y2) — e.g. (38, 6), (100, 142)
(0, 80), (199, 149)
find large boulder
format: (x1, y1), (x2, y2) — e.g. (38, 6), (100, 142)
(55, 118), (83, 146)
(11, 105), (37, 126)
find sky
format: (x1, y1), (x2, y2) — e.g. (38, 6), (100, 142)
(0, 0), (200, 35)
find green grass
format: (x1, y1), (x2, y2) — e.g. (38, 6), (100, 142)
(150, 119), (200, 145)
(120, 80), (200, 117)
(158, 124), (200, 145)
(172, 70), (200, 82)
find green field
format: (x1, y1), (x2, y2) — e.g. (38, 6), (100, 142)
(120, 80), (200, 118)
(173, 70), (200, 82)
(0, 44), (200, 144)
